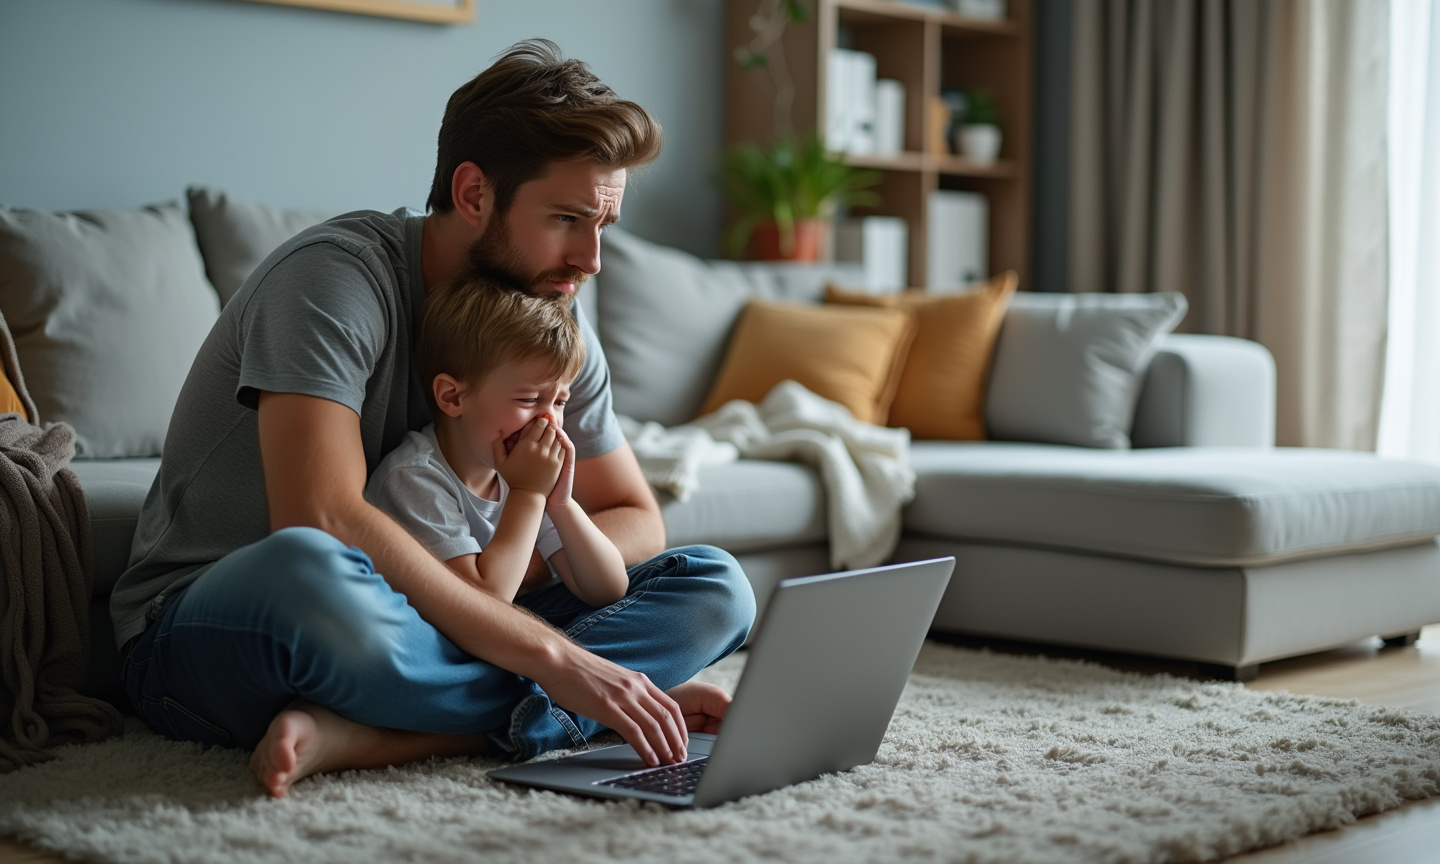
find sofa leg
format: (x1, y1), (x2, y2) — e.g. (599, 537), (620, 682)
(1197, 663), (1259, 683)
(1381, 631), (1422, 648)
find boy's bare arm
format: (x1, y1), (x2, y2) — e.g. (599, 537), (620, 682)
(443, 488), (545, 602)
(463, 414), (567, 600)
(544, 426), (629, 606)
(256, 391), (689, 766)
(547, 506), (628, 607)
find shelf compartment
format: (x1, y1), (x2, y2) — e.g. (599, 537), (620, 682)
(844, 152), (1017, 179)
(843, 152), (928, 171)
(835, 0), (1022, 37)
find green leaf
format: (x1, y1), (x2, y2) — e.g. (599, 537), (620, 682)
(734, 48), (768, 70)
(962, 88), (1001, 126)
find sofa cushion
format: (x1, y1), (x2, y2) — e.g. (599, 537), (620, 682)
(986, 292), (1187, 449)
(659, 459), (826, 552)
(595, 229), (861, 426)
(904, 442), (1440, 566)
(826, 272), (1017, 439)
(0, 203), (220, 457)
(70, 457), (162, 598)
(0, 365), (24, 419)
(186, 186), (334, 306)
(1, 310), (33, 422)
(699, 300), (914, 424)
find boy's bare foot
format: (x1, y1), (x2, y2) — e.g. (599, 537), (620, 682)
(250, 702), (489, 798)
(667, 681), (731, 735)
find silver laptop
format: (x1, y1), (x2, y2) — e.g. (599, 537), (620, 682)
(488, 557), (954, 808)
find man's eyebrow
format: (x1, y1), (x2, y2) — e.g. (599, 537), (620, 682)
(555, 203), (621, 225)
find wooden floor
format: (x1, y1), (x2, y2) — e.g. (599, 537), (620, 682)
(6, 628), (1440, 863)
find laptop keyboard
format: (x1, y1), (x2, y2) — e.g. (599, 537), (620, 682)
(598, 757), (709, 797)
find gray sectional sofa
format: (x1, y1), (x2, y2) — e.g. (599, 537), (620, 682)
(591, 229), (1440, 681)
(4, 189), (1440, 708)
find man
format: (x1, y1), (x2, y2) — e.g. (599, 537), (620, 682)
(110, 39), (755, 798)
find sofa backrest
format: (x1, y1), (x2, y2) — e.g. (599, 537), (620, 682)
(594, 228), (863, 427)
(0, 188), (335, 460)
(3, 192), (1274, 459)
(591, 227), (1273, 451)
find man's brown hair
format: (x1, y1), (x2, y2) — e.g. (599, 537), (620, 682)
(426, 39), (663, 215)
(417, 276), (586, 415)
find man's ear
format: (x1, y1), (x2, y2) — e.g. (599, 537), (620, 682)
(432, 373), (468, 419)
(450, 162), (491, 229)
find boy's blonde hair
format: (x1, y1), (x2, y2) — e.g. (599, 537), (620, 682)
(417, 276), (586, 415)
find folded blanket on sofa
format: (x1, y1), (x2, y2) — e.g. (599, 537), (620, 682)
(621, 380), (916, 571)
(0, 312), (121, 772)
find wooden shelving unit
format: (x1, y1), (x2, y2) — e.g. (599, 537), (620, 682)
(724, 0), (1033, 287)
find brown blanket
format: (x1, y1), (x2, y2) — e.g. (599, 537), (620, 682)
(0, 312), (121, 771)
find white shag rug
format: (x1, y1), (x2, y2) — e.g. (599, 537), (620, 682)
(4, 642), (1440, 864)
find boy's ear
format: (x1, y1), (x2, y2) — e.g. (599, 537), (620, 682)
(432, 373), (467, 418)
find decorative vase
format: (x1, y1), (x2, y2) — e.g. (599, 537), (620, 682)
(750, 218), (826, 262)
(958, 124), (1002, 164)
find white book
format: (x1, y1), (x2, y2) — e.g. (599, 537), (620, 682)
(827, 49), (877, 154)
(835, 216), (909, 293)
(952, 0), (1007, 20)
(874, 79), (906, 156)
(826, 50), (853, 152)
(848, 50), (877, 155)
(926, 191), (988, 292)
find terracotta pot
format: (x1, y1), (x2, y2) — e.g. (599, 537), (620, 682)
(750, 219), (826, 262)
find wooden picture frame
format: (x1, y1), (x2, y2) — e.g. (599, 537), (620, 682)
(231, 0), (475, 25)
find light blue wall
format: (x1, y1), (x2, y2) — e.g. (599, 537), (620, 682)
(0, 0), (727, 256)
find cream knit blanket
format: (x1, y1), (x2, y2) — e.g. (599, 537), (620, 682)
(621, 380), (916, 570)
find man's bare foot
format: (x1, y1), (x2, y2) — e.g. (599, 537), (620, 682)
(667, 681), (731, 735)
(250, 702), (489, 798)
(251, 703), (373, 798)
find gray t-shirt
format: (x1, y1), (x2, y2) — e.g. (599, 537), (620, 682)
(364, 424), (563, 592)
(110, 208), (621, 648)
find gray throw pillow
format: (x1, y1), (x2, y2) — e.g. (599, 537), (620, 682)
(985, 292), (1188, 449)
(187, 186), (334, 306)
(0, 202), (221, 457)
(596, 229), (861, 426)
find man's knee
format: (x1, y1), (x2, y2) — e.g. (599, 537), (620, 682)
(196, 527), (426, 682)
(200, 527), (394, 654)
(671, 545), (757, 639)
(240, 526), (373, 600)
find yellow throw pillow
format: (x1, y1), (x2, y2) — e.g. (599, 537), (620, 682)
(0, 365), (26, 420)
(699, 300), (916, 424)
(826, 272), (1018, 440)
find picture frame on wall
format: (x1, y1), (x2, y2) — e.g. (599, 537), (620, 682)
(230, 0), (475, 25)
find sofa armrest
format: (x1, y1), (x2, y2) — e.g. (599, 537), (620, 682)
(1130, 334), (1276, 449)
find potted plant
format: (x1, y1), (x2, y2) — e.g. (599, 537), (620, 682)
(957, 88), (1002, 164)
(723, 0), (881, 261)
(718, 135), (881, 261)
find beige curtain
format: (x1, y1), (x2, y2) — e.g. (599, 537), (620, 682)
(1068, 0), (1390, 450)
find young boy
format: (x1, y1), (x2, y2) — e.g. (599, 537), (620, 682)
(245, 275), (747, 796)
(364, 276), (629, 608)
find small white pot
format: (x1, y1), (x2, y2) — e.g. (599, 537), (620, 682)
(958, 124), (1002, 164)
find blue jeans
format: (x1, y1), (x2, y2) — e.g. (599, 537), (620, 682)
(122, 527), (755, 759)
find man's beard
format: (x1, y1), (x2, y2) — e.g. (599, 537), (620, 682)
(465, 212), (589, 297)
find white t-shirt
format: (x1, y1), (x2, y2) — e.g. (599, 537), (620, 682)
(365, 424), (563, 589)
